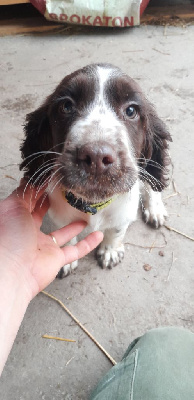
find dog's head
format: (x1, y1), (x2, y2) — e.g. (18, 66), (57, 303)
(20, 63), (172, 202)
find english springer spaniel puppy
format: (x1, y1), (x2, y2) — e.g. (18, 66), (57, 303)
(20, 63), (172, 278)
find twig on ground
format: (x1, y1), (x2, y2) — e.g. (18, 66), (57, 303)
(42, 334), (76, 342)
(125, 242), (166, 250)
(167, 251), (177, 281)
(126, 232), (167, 250)
(179, 317), (192, 323)
(5, 175), (17, 181)
(41, 291), (117, 366)
(66, 357), (75, 367)
(164, 117), (178, 121)
(163, 24), (168, 36)
(164, 225), (194, 241)
(149, 240), (156, 253)
(122, 50), (143, 53)
(152, 47), (170, 55)
(164, 192), (178, 200)
(172, 180), (180, 194)
(164, 179), (180, 200)
(0, 163), (18, 169)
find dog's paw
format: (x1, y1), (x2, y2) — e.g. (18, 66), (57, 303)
(143, 201), (167, 228)
(57, 260), (78, 279)
(96, 244), (125, 269)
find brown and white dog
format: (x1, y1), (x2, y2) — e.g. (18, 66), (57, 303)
(20, 63), (172, 278)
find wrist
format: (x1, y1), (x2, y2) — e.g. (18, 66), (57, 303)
(0, 252), (34, 375)
(0, 248), (38, 303)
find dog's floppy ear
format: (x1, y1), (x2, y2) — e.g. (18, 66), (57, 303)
(20, 102), (53, 182)
(142, 103), (172, 191)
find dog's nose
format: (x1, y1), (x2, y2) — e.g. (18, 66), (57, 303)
(77, 142), (116, 174)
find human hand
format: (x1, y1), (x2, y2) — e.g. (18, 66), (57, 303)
(0, 183), (103, 300)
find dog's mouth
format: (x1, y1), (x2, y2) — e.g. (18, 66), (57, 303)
(56, 143), (138, 204)
(59, 167), (137, 205)
(58, 165), (138, 206)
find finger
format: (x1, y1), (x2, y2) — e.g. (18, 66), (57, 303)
(31, 231), (103, 294)
(50, 221), (88, 247)
(61, 231), (103, 265)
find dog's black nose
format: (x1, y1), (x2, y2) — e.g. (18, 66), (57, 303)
(77, 141), (116, 174)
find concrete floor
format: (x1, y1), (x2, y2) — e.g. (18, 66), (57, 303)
(0, 24), (194, 400)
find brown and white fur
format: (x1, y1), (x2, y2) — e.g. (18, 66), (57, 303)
(20, 63), (172, 278)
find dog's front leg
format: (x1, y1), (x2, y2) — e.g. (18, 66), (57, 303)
(56, 236), (78, 279)
(96, 224), (129, 269)
(47, 197), (80, 279)
(142, 182), (167, 228)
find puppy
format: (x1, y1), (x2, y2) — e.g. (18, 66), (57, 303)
(20, 63), (172, 278)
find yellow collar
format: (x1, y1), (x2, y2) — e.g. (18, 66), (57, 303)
(62, 191), (115, 215)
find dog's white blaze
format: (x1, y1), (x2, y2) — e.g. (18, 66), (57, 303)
(81, 66), (119, 136)
(69, 66), (133, 158)
(97, 66), (113, 106)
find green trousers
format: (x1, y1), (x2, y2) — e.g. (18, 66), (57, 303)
(90, 327), (194, 400)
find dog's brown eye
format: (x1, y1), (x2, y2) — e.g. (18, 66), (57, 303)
(60, 99), (74, 114)
(126, 106), (137, 119)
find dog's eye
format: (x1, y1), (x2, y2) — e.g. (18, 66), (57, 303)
(126, 105), (138, 119)
(60, 99), (74, 114)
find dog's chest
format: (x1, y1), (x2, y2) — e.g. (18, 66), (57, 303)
(48, 181), (139, 233)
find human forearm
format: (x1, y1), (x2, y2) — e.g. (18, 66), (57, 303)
(0, 184), (103, 375)
(0, 257), (32, 375)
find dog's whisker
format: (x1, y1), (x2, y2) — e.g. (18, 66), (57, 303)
(21, 151), (62, 163)
(138, 167), (163, 191)
(137, 155), (168, 171)
(33, 166), (63, 199)
(50, 175), (64, 195)
(22, 179), (34, 200)
(31, 162), (59, 184)
(44, 169), (65, 198)
(138, 173), (158, 195)
(22, 161), (58, 200)
(139, 180), (152, 206)
(34, 162), (61, 194)
(22, 155), (58, 171)
(39, 191), (49, 209)
(38, 170), (61, 208)
(29, 165), (58, 205)
(35, 171), (59, 198)
(36, 172), (55, 195)
(48, 166), (65, 188)
(49, 142), (67, 151)
(29, 167), (56, 193)
(139, 174), (159, 193)
(137, 158), (165, 171)
(34, 160), (58, 181)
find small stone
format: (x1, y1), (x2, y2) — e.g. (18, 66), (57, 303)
(158, 251), (164, 257)
(143, 264), (152, 271)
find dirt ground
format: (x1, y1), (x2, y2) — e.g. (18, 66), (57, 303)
(0, 24), (194, 400)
